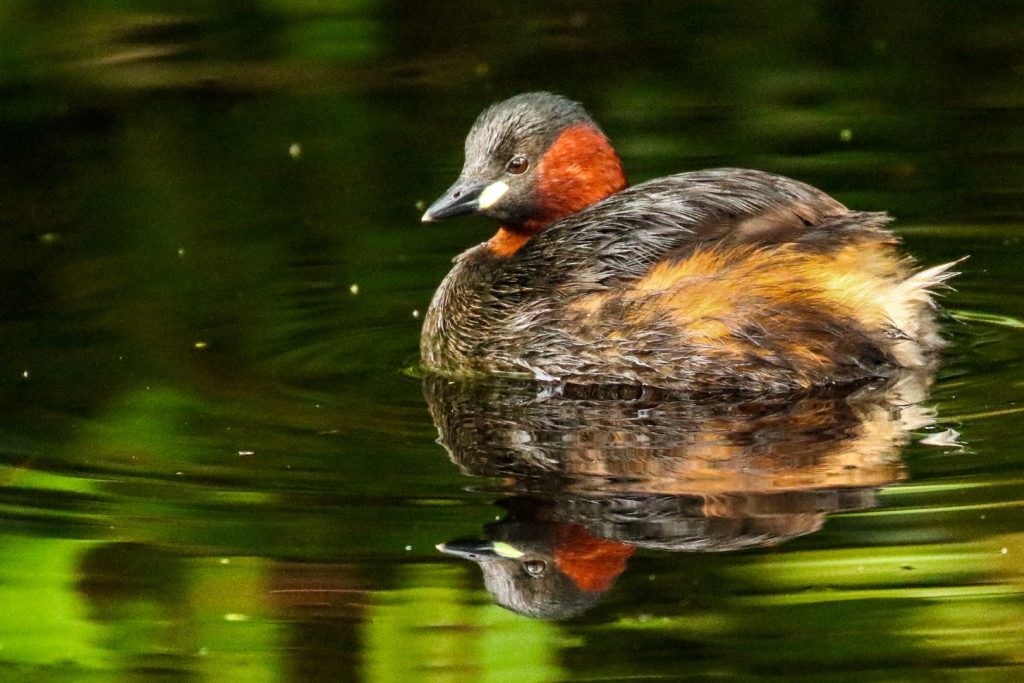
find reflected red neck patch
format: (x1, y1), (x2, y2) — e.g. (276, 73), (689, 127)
(553, 523), (635, 593)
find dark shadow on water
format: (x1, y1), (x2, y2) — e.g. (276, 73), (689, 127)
(425, 372), (937, 620)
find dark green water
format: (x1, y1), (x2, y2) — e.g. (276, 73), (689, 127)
(2, 2), (1023, 681)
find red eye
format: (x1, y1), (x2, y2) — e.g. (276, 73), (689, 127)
(506, 156), (529, 175)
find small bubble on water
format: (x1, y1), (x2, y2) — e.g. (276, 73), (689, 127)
(289, 143), (302, 159)
(349, 283), (360, 295)
(839, 128), (853, 142)
(412, 309), (421, 319)
(1001, 547), (1009, 555)
(404, 545), (412, 552)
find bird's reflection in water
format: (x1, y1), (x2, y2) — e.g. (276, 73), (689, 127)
(425, 372), (937, 619)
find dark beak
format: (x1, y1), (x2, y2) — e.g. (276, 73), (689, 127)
(421, 178), (486, 222)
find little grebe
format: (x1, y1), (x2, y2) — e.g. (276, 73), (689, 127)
(420, 92), (959, 394)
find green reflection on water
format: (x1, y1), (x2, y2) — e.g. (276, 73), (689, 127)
(0, 539), (105, 671)
(364, 565), (562, 683)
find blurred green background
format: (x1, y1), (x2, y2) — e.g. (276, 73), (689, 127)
(1, 1), (1023, 680)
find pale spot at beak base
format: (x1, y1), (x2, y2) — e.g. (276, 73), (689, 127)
(478, 181), (510, 210)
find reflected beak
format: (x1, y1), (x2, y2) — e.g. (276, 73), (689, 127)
(436, 539), (524, 561)
(421, 178), (487, 222)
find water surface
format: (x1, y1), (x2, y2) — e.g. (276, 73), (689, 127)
(1, 2), (1024, 681)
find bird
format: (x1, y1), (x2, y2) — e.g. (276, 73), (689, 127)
(420, 92), (961, 395)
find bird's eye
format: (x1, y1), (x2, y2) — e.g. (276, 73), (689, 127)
(505, 156), (529, 175)
(523, 560), (547, 577)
